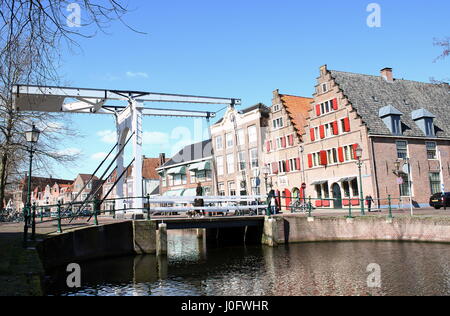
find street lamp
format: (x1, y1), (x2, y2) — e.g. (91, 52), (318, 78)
(24, 124), (40, 246)
(355, 145), (365, 215)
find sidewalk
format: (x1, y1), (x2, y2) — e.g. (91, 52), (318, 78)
(283, 207), (450, 217)
(0, 216), (123, 296)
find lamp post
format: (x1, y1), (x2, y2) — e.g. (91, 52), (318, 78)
(24, 124), (40, 246)
(355, 145), (365, 215)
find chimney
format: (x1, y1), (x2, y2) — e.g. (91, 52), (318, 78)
(381, 67), (393, 82)
(159, 153), (166, 166)
(319, 64), (328, 76)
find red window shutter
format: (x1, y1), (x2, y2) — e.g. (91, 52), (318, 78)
(281, 137), (287, 148)
(343, 117), (351, 132)
(308, 154), (313, 168)
(332, 98), (338, 110)
(320, 150), (328, 166)
(353, 144), (359, 160)
(320, 125), (325, 139)
(316, 104), (321, 116)
(272, 162), (278, 174)
(289, 134), (294, 146)
(333, 121), (339, 135)
(266, 141), (271, 153)
(285, 160), (290, 172)
(338, 147), (345, 163)
(310, 128), (315, 142)
(296, 158), (301, 170)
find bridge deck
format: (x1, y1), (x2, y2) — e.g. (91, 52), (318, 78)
(152, 215), (266, 230)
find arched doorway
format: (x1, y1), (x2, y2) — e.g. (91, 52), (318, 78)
(332, 183), (342, 209)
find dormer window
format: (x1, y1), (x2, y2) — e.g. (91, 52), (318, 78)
(379, 105), (403, 136)
(412, 108), (436, 137)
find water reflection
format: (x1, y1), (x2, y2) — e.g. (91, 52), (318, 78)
(45, 229), (450, 296)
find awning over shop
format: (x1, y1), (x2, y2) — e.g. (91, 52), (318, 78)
(189, 161), (211, 171)
(340, 176), (357, 182)
(167, 166), (186, 175)
(311, 180), (328, 186)
(182, 188), (198, 197)
(162, 189), (185, 197)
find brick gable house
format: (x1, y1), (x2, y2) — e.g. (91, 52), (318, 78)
(263, 90), (312, 208)
(302, 65), (450, 208)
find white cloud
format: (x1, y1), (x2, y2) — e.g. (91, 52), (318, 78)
(97, 130), (116, 144)
(91, 152), (108, 161)
(57, 148), (82, 156)
(143, 131), (170, 146)
(126, 71), (149, 79)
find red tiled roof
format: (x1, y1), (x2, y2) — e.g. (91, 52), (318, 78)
(280, 94), (313, 138)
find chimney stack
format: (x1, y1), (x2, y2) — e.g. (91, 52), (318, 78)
(159, 153), (166, 166)
(381, 67), (393, 82)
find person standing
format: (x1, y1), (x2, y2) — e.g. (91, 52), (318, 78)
(267, 190), (277, 215)
(194, 183), (205, 217)
(366, 195), (374, 212)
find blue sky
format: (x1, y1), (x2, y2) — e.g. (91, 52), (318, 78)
(49, 0), (449, 179)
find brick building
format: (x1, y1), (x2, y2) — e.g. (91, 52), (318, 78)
(263, 90), (312, 207)
(302, 65), (450, 208)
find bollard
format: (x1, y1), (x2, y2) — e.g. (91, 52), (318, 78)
(40, 206), (44, 222)
(146, 194), (151, 220)
(23, 207), (29, 248)
(112, 204), (116, 219)
(348, 198), (353, 218)
(93, 198), (99, 226)
(388, 195), (393, 219)
(31, 203), (36, 241)
(308, 196), (312, 217)
(156, 223), (168, 256)
(57, 201), (62, 233)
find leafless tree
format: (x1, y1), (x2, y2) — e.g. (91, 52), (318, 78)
(0, 1), (135, 208)
(434, 37), (450, 61)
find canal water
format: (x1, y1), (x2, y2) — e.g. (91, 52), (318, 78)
(44, 230), (450, 296)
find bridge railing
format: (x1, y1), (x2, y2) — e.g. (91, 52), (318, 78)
(145, 195), (268, 216)
(20, 195), (271, 243)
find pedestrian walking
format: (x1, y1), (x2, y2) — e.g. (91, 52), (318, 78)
(366, 195), (374, 212)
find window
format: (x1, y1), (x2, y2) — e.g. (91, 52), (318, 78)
(429, 172), (441, 195)
(238, 151), (246, 171)
(190, 171), (196, 184)
(226, 154), (235, 174)
(216, 136), (223, 151)
(399, 173), (411, 197)
(278, 160), (286, 174)
(343, 181), (350, 197)
(351, 179), (359, 197)
(396, 141), (408, 159)
(273, 104), (281, 113)
(250, 148), (259, 169)
(251, 178), (260, 195)
(228, 181), (236, 196)
(322, 83), (328, 93)
(248, 125), (258, 143)
(426, 142), (437, 160)
(218, 183), (225, 196)
(272, 118), (283, 130)
(226, 133), (234, 148)
(315, 185), (322, 199)
(216, 156), (224, 176)
(237, 129), (245, 146)
(322, 183), (330, 199)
